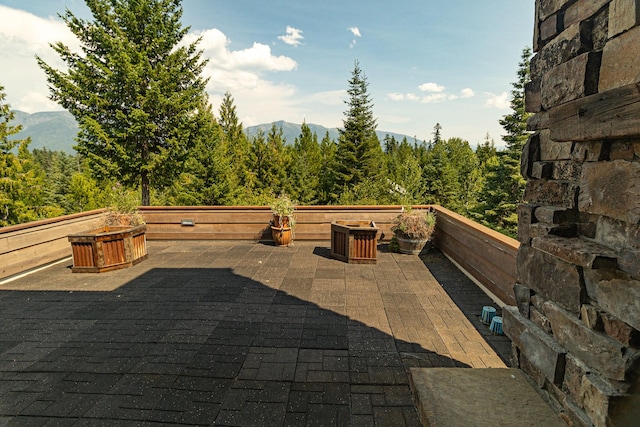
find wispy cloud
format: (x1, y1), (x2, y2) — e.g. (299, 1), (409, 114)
(348, 27), (361, 37)
(348, 26), (361, 48)
(389, 86), (474, 104)
(278, 26), (304, 46)
(484, 92), (510, 109)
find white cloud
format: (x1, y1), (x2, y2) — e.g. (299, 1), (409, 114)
(278, 26), (304, 46)
(484, 92), (510, 109)
(348, 26), (361, 48)
(0, 5), (80, 112)
(461, 88), (475, 98)
(184, 29), (297, 72)
(418, 82), (445, 93)
(0, 5), (301, 119)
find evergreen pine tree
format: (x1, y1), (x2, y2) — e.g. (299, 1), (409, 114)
(0, 85), (48, 225)
(476, 47), (532, 236)
(37, 0), (209, 205)
(218, 91), (252, 195)
(291, 121), (321, 204)
(332, 60), (383, 201)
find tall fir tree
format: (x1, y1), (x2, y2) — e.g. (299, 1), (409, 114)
(290, 121), (321, 204)
(476, 47), (532, 236)
(37, 0), (209, 205)
(0, 85), (49, 225)
(218, 91), (252, 195)
(318, 131), (337, 205)
(332, 60), (383, 201)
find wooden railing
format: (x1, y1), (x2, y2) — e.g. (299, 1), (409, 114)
(138, 205), (405, 241)
(431, 206), (519, 305)
(0, 205), (519, 305)
(0, 209), (107, 280)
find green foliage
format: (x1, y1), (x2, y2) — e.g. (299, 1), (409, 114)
(0, 85), (56, 226)
(474, 47), (532, 236)
(290, 121), (322, 204)
(6, 48), (533, 240)
(37, 0), (209, 205)
(332, 60), (384, 201)
(391, 208), (436, 240)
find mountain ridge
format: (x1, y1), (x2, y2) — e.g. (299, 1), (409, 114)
(9, 111), (422, 154)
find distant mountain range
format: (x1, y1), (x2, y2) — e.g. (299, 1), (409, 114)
(10, 111), (421, 154)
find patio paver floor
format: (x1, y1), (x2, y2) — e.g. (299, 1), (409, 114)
(0, 241), (509, 426)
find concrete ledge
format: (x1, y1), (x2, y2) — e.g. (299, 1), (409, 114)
(409, 368), (566, 427)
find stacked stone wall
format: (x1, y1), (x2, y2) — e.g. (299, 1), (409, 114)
(505, 1), (640, 426)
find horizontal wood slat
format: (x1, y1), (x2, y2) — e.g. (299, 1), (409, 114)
(139, 206), (403, 241)
(0, 210), (107, 279)
(1, 205), (520, 306)
(432, 206), (519, 306)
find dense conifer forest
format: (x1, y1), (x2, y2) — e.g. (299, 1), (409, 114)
(0, 0), (532, 237)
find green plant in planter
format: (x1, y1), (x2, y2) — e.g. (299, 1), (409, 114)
(269, 192), (296, 229)
(391, 208), (436, 254)
(269, 192), (297, 246)
(103, 183), (145, 227)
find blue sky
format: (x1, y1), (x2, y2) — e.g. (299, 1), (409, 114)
(0, 0), (534, 147)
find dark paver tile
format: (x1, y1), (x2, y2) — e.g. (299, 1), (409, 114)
(0, 241), (510, 425)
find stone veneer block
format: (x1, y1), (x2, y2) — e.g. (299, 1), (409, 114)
(517, 204), (537, 244)
(514, 282), (533, 317)
(549, 83), (640, 142)
(595, 215), (637, 252)
(552, 160), (582, 181)
(619, 250), (640, 278)
(539, 0), (570, 21)
(543, 301), (637, 381)
(564, 0), (611, 28)
(532, 162), (553, 179)
(517, 245), (584, 313)
(525, 78), (543, 113)
(610, 141), (637, 160)
(584, 269), (640, 331)
(601, 311), (640, 347)
(563, 355), (628, 427)
(531, 23), (591, 78)
(523, 179), (579, 208)
(579, 373), (628, 427)
(527, 111), (550, 131)
(504, 306), (567, 384)
(539, 129), (573, 161)
(540, 14), (561, 42)
(531, 235), (618, 269)
(534, 206), (578, 224)
(600, 26), (640, 92)
(609, 0), (640, 39)
(541, 52), (601, 109)
(579, 160), (640, 224)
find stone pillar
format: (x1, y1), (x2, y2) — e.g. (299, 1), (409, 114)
(505, 1), (640, 426)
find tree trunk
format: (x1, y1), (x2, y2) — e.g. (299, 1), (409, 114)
(141, 172), (150, 206)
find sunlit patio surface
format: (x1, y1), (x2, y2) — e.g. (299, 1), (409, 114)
(0, 240), (509, 425)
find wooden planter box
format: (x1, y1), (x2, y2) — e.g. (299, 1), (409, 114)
(68, 225), (148, 273)
(330, 220), (379, 264)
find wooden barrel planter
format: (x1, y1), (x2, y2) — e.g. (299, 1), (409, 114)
(330, 220), (378, 264)
(68, 224), (148, 273)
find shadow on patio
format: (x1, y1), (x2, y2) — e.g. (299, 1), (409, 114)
(0, 241), (507, 425)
